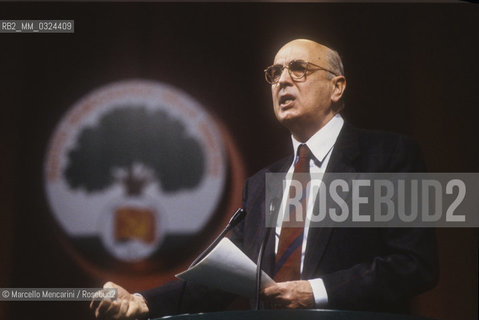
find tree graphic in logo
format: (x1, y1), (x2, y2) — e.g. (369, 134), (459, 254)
(63, 106), (205, 259)
(64, 106), (205, 195)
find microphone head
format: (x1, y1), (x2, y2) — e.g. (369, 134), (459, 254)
(228, 208), (246, 228)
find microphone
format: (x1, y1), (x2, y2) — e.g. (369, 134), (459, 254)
(189, 208), (246, 268)
(255, 198), (280, 310)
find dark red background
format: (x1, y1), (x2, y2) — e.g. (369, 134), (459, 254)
(1, 3), (477, 320)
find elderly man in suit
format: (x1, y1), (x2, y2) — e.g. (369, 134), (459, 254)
(91, 39), (438, 319)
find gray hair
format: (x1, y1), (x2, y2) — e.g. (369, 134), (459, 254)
(325, 48), (345, 111)
(326, 48), (344, 79)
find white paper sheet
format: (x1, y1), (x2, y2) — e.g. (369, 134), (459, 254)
(176, 238), (275, 297)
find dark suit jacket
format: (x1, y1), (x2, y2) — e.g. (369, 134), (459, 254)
(142, 122), (439, 317)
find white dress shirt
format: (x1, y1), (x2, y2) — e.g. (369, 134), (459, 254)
(275, 113), (344, 307)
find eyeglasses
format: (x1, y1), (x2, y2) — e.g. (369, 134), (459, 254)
(264, 59), (338, 85)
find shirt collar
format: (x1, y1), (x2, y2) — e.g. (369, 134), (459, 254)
(291, 113), (344, 165)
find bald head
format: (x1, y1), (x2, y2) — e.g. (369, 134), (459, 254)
(274, 39), (344, 78)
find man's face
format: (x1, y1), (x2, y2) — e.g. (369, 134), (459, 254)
(271, 40), (336, 141)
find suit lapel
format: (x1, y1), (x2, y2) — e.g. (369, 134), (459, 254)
(325, 122), (360, 173)
(303, 122), (360, 279)
(258, 156), (292, 277)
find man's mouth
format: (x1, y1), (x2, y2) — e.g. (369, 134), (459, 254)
(279, 94), (295, 108)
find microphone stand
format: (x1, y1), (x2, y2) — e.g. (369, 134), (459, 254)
(255, 197), (279, 310)
(255, 226), (273, 310)
(178, 208), (246, 313)
(189, 208), (246, 268)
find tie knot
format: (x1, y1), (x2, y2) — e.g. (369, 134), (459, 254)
(294, 144), (312, 173)
(297, 144), (312, 160)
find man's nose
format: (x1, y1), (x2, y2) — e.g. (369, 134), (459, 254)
(278, 67), (293, 88)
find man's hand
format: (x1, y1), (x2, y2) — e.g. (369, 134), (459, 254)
(90, 281), (149, 320)
(261, 280), (314, 309)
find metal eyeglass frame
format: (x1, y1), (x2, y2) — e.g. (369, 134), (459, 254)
(264, 59), (339, 85)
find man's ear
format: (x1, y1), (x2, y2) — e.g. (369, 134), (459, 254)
(331, 76), (346, 103)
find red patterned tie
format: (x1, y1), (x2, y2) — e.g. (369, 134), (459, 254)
(274, 144), (312, 282)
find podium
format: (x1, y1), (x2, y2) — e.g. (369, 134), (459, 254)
(156, 310), (437, 320)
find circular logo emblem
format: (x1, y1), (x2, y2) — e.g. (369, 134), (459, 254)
(44, 80), (243, 282)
